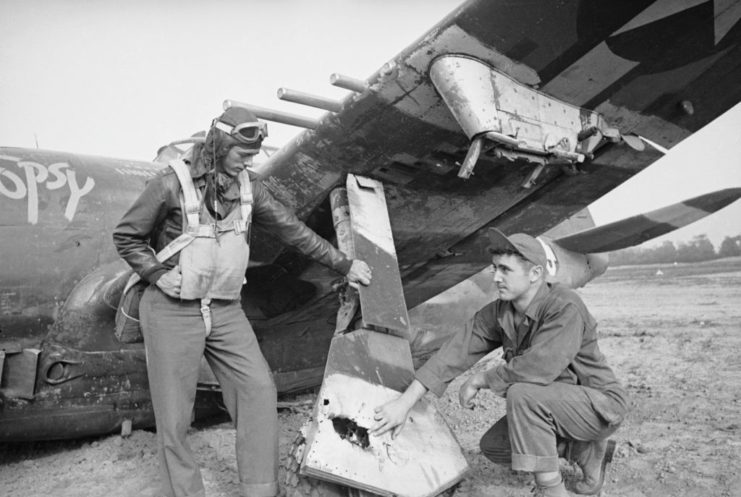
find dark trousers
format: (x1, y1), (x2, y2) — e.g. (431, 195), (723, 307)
(141, 286), (278, 497)
(480, 383), (619, 472)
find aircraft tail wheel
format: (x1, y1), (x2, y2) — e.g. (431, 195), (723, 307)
(120, 419), (132, 438)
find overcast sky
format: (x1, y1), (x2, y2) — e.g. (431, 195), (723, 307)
(1, 0), (739, 247)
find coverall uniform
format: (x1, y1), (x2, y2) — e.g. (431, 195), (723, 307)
(415, 282), (629, 473)
(113, 161), (351, 497)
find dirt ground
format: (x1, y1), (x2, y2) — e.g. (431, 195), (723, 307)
(1, 257), (740, 497)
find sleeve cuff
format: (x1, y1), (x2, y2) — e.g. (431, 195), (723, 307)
(335, 257), (353, 276)
(484, 365), (510, 397)
(143, 267), (167, 285)
(414, 367), (448, 398)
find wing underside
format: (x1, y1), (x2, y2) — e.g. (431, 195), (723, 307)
(246, 0), (740, 312)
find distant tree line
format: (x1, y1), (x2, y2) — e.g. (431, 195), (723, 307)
(608, 234), (741, 266)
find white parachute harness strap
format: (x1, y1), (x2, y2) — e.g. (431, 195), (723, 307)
(122, 160), (203, 296)
(200, 298), (213, 336)
(171, 160), (216, 334)
(170, 159), (201, 232)
(536, 237), (558, 277)
(237, 169), (253, 284)
(237, 169), (253, 234)
(122, 233), (197, 294)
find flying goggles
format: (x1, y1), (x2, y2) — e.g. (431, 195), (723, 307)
(212, 119), (268, 144)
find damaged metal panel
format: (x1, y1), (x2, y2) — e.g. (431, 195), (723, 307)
(322, 328), (415, 392)
(301, 330), (468, 497)
(347, 174), (410, 338)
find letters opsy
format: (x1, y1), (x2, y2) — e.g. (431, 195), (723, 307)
(0, 156), (95, 224)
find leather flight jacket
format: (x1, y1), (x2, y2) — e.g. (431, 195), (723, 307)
(113, 164), (351, 287)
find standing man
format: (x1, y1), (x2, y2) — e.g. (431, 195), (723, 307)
(113, 106), (372, 497)
(371, 229), (628, 497)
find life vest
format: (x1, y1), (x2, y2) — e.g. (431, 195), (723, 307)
(169, 159), (253, 301)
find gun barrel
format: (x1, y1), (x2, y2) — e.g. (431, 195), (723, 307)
(277, 88), (342, 113)
(329, 73), (368, 93)
(223, 100), (319, 129)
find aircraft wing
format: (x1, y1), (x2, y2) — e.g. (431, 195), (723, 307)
(554, 188), (741, 253)
(240, 0), (741, 311)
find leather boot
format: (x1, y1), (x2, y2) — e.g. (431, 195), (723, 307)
(532, 480), (571, 497)
(569, 438), (616, 494)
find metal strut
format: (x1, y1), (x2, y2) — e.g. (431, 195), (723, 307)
(329, 187), (359, 335)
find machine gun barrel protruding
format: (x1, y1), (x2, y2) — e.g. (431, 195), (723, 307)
(277, 88), (343, 113)
(329, 73), (368, 93)
(223, 100), (320, 129)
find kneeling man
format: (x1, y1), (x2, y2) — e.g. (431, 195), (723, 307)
(371, 229), (628, 496)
